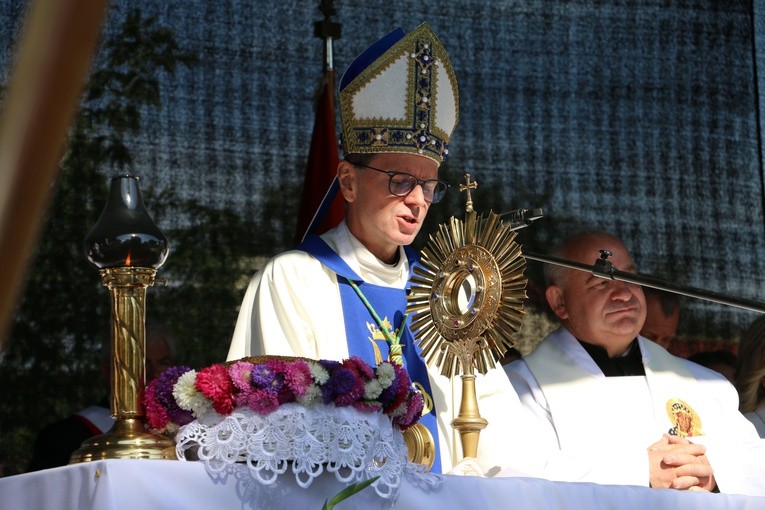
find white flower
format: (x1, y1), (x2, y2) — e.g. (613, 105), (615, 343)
(364, 379), (383, 399)
(173, 370), (212, 417)
(296, 384), (322, 406)
(308, 361), (329, 385)
(376, 363), (395, 388)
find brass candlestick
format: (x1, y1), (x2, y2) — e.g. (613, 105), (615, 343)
(71, 267), (174, 462)
(72, 175), (174, 462)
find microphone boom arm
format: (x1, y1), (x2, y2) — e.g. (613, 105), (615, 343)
(522, 249), (765, 314)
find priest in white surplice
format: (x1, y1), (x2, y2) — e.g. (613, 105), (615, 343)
(503, 231), (765, 496)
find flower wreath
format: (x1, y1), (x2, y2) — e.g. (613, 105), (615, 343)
(143, 356), (426, 499)
(144, 356), (424, 432)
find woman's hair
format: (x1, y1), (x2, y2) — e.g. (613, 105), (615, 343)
(735, 316), (765, 412)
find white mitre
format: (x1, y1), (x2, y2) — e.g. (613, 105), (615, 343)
(339, 22), (459, 164)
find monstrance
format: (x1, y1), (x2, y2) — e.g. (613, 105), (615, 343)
(407, 174), (527, 461)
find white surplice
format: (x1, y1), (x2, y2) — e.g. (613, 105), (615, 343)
(745, 401), (765, 438)
(503, 326), (765, 496)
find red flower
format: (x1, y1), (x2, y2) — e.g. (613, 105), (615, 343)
(195, 364), (236, 415)
(353, 400), (383, 413)
(395, 392), (424, 430)
(144, 379), (170, 430)
(342, 356), (375, 381)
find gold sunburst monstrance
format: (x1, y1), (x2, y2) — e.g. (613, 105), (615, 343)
(408, 196), (527, 377)
(406, 174), (527, 460)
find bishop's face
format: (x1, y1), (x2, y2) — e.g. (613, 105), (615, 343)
(340, 152), (438, 263)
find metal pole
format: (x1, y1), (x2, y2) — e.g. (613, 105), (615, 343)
(523, 250), (765, 314)
(314, 0), (341, 71)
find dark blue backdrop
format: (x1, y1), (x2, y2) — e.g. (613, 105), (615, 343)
(1, 0), (764, 339)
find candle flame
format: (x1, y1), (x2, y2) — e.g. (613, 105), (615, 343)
(125, 252), (132, 266)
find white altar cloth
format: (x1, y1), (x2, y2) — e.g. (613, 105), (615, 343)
(1, 459), (764, 510)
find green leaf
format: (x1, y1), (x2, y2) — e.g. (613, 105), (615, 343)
(322, 476), (381, 510)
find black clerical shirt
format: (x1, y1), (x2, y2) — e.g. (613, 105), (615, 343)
(578, 339), (645, 376)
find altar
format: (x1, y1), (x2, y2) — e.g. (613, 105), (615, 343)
(1, 459), (763, 510)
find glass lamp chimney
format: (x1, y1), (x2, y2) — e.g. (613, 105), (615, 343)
(84, 175), (168, 269)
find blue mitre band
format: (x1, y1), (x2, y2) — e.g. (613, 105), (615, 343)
(340, 27), (405, 92)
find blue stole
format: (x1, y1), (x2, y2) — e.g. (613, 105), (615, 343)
(298, 235), (442, 473)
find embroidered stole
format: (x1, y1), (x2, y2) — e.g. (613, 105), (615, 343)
(299, 235), (442, 472)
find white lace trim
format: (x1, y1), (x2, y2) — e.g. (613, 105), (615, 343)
(175, 403), (413, 499)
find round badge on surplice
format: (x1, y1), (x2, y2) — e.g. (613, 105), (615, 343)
(666, 398), (703, 437)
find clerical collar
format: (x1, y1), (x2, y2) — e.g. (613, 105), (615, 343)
(578, 339), (645, 377)
(336, 222), (408, 285)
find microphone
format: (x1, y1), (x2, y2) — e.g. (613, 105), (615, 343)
(499, 207), (544, 230)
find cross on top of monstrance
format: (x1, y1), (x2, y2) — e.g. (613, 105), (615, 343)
(459, 173), (478, 213)
(406, 173), (528, 461)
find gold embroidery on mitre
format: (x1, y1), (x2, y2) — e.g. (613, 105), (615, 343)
(338, 23), (459, 164)
(666, 398), (703, 437)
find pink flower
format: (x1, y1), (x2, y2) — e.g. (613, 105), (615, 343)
(265, 358), (288, 376)
(195, 364), (236, 415)
(246, 387), (280, 415)
(234, 386), (254, 409)
(144, 379), (169, 430)
(281, 359), (313, 396)
(228, 361), (254, 393)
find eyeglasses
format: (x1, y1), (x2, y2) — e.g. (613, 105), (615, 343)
(355, 163), (450, 204)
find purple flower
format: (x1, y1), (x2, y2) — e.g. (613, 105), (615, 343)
(378, 372), (401, 406)
(250, 364), (276, 389)
(322, 367), (359, 406)
(319, 359), (342, 373)
(381, 364), (411, 414)
(153, 365), (194, 425)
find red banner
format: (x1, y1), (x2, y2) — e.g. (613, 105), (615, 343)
(294, 70), (344, 244)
